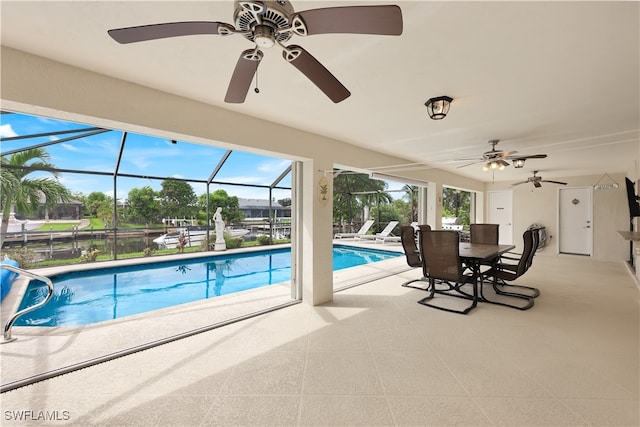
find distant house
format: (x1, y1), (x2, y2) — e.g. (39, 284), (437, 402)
(238, 198), (291, 220)
(17, 193), (83, 221)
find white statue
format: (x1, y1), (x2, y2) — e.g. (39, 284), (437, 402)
(213, 207), (226, 251)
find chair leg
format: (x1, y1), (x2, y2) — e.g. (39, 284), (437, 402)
(417, 278), (478, 315)
(401, 276), (430, 291)
(475, 277), (535, 310)
(493, 278), (540, 299)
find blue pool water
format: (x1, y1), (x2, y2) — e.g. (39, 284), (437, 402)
(15, 245), (400, 327)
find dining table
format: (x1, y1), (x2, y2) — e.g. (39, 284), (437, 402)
(457, 242), (516, 306)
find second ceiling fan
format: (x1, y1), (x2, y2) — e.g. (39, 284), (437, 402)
(457, 140), (548, 171)
(107, 1), (403, 103)
(512, 171), (567, 188)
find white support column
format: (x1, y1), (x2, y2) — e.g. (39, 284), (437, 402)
(417, 187), (429, 225)
(425, 182), (442, 229)
(295, 159), (334, 305)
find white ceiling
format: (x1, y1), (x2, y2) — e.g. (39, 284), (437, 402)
(2, 1), (639, 184)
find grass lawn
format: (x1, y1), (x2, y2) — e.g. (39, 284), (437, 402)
(33, 223), (79, 232)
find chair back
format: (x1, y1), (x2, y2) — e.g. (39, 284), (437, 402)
(400, 225), (421, 268)
(514, 229), (536, 277)
(378, 221), (399, 236)
(470, 223), (499, 245)
(419, 230), (462, 282)
(526, 227), (539, 270)
(356, 220), (375, 235)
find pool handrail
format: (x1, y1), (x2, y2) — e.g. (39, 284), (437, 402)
(0, 264), (54, 343)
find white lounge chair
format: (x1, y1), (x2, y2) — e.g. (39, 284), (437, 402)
(375, 221), (419, 244)
(356, 221), (399, 242)
(334, 219), (375, 239)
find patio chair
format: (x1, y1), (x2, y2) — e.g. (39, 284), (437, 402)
(355, 221), (399, 242)
(470, 223), (499, 245)
(483, 228), (539, 309)
(400, 224), (431, 290)
(417, 229), (477, 314)
(491, 227), (541, 299)
(334, 219), (374, 239)
(469, 223), (500, 271)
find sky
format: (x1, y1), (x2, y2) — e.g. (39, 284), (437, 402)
(1, 112), (404, 202)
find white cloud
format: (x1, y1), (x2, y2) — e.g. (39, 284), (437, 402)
(0, 124), (18, 138)
(60, 143), (79, 152)
(258, 159), (292, 173)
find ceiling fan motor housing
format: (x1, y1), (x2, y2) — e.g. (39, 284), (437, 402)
(234, 1), (296, 45)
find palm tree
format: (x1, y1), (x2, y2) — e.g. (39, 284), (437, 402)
(0, 148), (71, 246)
(402, 184), (418, 222)
(333, 172), (393, 233)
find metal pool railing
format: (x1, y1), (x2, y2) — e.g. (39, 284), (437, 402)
(1, 264), (54, 343)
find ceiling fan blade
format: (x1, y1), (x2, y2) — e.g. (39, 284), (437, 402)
(509, 154), (548, 160)
(293, 5), (403, 36)
(225, 49), (263, 103)
(534, 181), (542, 188)
(456, 161), (482, 169)
(511, 181), (528, 186)
(543, 180), (568, 185)
(283, 45), (350, 103)
(108, 21), (230, 44)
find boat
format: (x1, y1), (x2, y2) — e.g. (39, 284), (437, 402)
(153, 226), (249, 249)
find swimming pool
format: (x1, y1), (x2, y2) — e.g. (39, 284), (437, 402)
(15, 245), (401, 327)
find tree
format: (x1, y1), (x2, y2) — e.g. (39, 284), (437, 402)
(402, 185), (418, 222)
(159, 179), (197, 220)
(277, 197), (291, 207)
(0, 148), (71, 244)
(128, 186), (160, 226)
(85, 192), (109, 217)
(333, 172), (392, 233)
(442, 187), (471, 226)
(197, 189), (244, 224)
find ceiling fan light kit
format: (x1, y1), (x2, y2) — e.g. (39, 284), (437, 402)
(512, 158), (526, 168)
(424, 96), (453, 120)
(107, 1), (403, 104)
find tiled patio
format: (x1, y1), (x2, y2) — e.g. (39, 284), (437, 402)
(1, 245), (638, 426)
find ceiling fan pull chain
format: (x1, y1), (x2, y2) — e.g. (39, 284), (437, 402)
(254, 65), (260, 94)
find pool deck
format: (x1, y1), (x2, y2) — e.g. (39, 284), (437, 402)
(1, 239), (408, 390)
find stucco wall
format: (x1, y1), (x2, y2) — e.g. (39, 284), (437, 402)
(485, 173), (629, 261)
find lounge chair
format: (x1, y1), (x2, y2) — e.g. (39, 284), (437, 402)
(334, 219), (375, 239)
(355, 221), (399, 242)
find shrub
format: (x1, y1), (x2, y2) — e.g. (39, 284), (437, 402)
(256, 235), (271, 245)
(80, 249), (100, 262)
(176, 233), (187, 254)
(2, 247), (37, 269)
(224, 234), (244, 249)
(143, 247), (153, 257)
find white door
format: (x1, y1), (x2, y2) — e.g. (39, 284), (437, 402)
(559, 187), (592, 256)
(488, 190), (513, 245)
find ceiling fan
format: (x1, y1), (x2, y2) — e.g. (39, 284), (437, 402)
(456, 140), (548, 171)
(107, 1), (403, 104)
(512, 171), (567, 188)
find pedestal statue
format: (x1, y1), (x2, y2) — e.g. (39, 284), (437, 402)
(213, 207), (227, 251)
